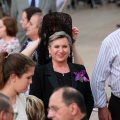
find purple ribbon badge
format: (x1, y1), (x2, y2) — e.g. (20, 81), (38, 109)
(74, 70), (89, 82)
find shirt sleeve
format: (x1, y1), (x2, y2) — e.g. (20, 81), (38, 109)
(91, 38), (113, 108)
(6, 39), (21, 53)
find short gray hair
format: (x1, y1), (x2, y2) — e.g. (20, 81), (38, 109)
(32, 12), (43, 28)
(48, 31), (72, 46)
(0, 93), (11, 112)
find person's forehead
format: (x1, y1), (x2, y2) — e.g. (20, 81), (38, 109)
(31, 15), (39, 22)
(29, 15), (38, 25)
(51, 38), (69, 44)
(22, 11), (27, 18)
(0, 20), (3, 24)
(49, 90), (63, 105)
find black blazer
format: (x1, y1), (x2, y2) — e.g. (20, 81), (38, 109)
(30, 61), (94, 120)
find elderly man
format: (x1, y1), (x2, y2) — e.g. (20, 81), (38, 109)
(21, 12), (42, 63)
(11, 0), (56, 47)
(0, 93), (16, 120)
(48, 87), (86, 120)
(19, 7), (42, 46)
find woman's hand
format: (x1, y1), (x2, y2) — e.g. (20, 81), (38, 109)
(72, 27), (79, 43)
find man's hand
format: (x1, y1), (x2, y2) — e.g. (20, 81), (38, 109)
(98, 106), (112, 120)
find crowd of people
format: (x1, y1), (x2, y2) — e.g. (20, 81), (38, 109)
(0, 0), (119, 120)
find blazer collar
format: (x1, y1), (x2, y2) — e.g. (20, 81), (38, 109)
(45, 61), (59, 88)
(45, 61), (79, 88)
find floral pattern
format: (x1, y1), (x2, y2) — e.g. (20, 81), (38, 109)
(0, 37), (21, 53)
(74, 70), (89, 82)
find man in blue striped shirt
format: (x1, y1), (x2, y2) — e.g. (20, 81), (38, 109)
(91, 28), (120, 120)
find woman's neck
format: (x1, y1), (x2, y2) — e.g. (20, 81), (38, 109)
(0, 84), (17, 104)
(52, 60), (70, 73)
(2, 36), (14, 42)
(52, 60), (68, 68)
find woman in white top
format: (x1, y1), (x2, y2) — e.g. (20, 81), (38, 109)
(0, 16), (21, 53)
(0, 52), (35, 120)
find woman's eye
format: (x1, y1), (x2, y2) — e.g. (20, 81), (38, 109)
(27, 76), (32, 79)
(63, 45), (68, 48)
(54, 45), (59, 48)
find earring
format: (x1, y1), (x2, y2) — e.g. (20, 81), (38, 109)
(49, 53), (51, 58)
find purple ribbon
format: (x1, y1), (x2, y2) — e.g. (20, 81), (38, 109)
(74, 70), (89, 82)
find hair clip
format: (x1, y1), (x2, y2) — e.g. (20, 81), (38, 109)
(5, 54), (9, 59)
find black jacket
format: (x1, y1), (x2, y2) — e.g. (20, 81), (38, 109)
(30, 61), (94, 120)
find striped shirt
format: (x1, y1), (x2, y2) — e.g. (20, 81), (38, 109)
(91, 29), (120, 108)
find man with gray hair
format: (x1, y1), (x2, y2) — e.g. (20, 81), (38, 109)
(48, 87), (86, 120)
(21, 12), (43, 63)
(0, 93), (16, 120)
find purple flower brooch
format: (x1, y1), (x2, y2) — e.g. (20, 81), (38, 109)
(74, 70), (89, 82)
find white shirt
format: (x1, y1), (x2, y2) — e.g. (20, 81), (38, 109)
(13, 94), (28, 120)
(91, 29), (120, 108)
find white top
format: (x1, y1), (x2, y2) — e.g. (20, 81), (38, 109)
(12, 93), (28, 120)
(91, 28), (120, 108)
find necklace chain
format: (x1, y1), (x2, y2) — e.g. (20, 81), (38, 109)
(53, 64), (69, 76)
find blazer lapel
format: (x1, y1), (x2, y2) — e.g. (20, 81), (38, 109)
(45, 61), (59, 88)
(68, 62), (78, 88)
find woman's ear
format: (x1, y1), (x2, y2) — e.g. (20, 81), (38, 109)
(9, 73), (17, 82)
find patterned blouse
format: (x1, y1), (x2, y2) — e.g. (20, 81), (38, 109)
(0, 37), (21, 53)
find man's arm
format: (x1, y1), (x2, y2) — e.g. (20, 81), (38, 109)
(91, 39), (112, 120)
(21, 39), (41, 57)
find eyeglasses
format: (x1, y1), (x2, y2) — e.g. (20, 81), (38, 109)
(48, 105), (66, 113)
(6, 111), (18, 120)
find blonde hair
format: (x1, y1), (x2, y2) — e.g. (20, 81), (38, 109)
(26, 95), (45, 120)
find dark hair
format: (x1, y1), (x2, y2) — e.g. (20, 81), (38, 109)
(23, 7), (42, 21)
(0, 52), (35, 89)
(54, 87), (86, 114)
(0, 93), (11, 112)
(2, 16), (18, 36)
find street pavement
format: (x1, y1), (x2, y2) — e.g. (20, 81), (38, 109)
(64, 3), (120, 120)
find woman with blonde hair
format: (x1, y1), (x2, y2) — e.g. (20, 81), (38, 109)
(26, 95), (45, 120)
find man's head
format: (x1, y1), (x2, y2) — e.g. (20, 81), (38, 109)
(0, 93), (15, 120)
(20, 7), (42, 31)
(48, 87), (86, 120)
(26, 12), (43, 40)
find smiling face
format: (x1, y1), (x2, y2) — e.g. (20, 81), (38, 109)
(48, 37), (70, 63)
(20, 11), (28, 31)
(12, 66), (35, 93)
(0, 19), (7, 38)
